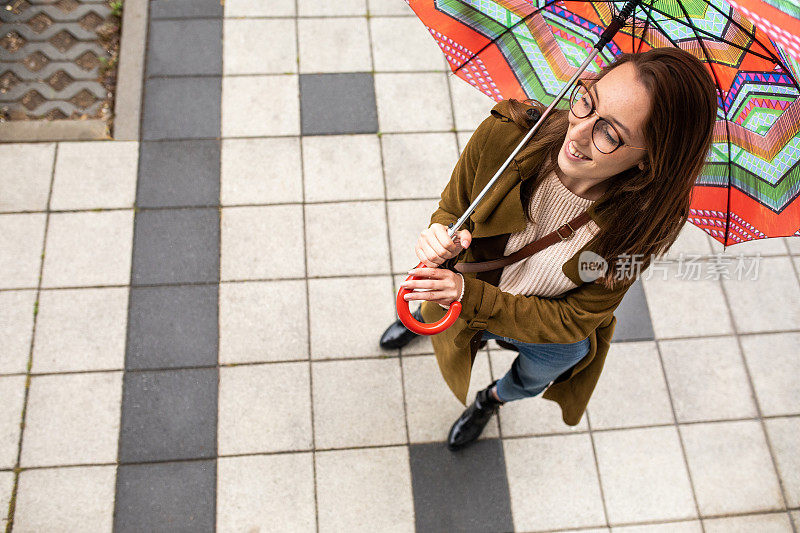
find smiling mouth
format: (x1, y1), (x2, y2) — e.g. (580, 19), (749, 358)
(566, 140), (592, 161)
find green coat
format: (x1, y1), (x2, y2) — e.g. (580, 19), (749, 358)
(420, 99), (635, 426)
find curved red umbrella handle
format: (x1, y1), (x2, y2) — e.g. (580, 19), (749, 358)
(396, 262), (462, 335)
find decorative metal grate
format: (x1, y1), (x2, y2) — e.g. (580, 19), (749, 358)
(0, 0), (112, 121)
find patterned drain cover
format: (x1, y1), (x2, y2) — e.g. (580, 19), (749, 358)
(0, 0), (113, 121)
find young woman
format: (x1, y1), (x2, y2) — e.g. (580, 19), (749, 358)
(379, 47), (717, 450)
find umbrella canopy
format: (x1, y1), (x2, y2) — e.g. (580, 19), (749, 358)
(408, 0), (800, 246)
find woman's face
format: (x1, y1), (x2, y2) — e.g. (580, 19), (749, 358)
(557, 62), (652, 181)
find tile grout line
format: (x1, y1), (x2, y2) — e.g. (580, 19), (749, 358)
(716, 274), (796, 529)
(652, 337), (707, 531)
(365, 1), (415, 453)
(3, 142), (58, 533)
(292, 3), (321, 531)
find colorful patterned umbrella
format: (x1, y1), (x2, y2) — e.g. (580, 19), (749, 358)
(407, 0), (800, 246)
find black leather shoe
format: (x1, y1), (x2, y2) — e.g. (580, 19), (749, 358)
(379, 308), (424, 349)
(447, 379), (505, 451)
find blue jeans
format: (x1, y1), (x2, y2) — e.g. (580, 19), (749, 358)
(481, 330), (590, 402)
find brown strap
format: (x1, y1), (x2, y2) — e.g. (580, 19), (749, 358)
(454, 210), (592, 273)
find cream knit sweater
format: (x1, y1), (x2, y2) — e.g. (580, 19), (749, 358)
(496, 171), (600, 298)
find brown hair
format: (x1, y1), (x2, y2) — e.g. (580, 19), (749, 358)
(504, 47), (717, 288)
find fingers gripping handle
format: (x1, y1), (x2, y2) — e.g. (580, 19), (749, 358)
(396, 261), (462, 335)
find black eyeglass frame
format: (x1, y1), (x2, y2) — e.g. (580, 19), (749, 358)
(568, 79), (647, 154)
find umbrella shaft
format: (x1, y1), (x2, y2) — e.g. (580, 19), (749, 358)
(447, 48), (602, 239)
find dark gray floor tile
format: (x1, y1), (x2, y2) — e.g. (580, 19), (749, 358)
(131, 208), (219, 285)
(147, 19), (222, 76)
(409, 439), (514, 533)
(300, 73), (378, 135)
(611, 278), (655, 342)
(114, 459), (215, 533)
(150, 0), (222, 19)
(127, 284), (218, 369)
(142, 77), (221, 140)
(119, 368), (217, 463)
(138, 140), (220, 208)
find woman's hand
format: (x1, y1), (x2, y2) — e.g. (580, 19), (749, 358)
(401, 267), (464, 307)
(415, 223), (472, 267)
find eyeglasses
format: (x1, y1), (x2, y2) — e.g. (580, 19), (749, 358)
(568, 79), (647, 155)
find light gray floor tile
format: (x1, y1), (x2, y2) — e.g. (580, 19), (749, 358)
(217, 453), (316, 532)
(681, 420), (784, 515)
(218, 363), (312, 455)
(702, 512), (794, 532)
(14, 465), (116, 532)
(305, 201), (390, 276)
(302, 134), (384, 202)
(792, 510), (800, 530)
(387, 198), (444, 273)
(368, 0), (415, 15)
(370, 16), (447, 72)
(0, 214), (46, 289)
(21, 371), (122, 467)
(312, 358), (407, 448)
(611, 521), (702, 532)
(611, 279), (655, 342)
(382, 132), (459, 200)
(33, 287), (127, 373)
(594, 426), (697, 524)
(586, 341), (674, 429)
(0, 143), (54, 213)
(0, 471), (12, 531)
(224, 0), (295, 16)
(0, 375), (25, 469)
(298, 17), (371, 73)
(764, 417), (800, 507)
(787, 238), (800, 254)
(224, 18), (296, 75)
(374, 73), (454, 132)
(642, 263), (733, 338)
(51, 141), (137, 210)
(308, 276), (395, 359)
(221, 138), (303, 205)
(42, 211), (133, 288)
(740, 332), (800, 417)
(222, 75), (300, 137)
(490, 349), (589, 435)
(0, 290), (36, 374)
(402, 353), (498, 444)
(219, 280), (308, 364)
(298, 0), (367, 16)
(504, 433), (606, 531)
(722, 256), (800, 333)
(659, 336), (757, 422)
(449, 76), (498, 132)
(315, 446), (414, 532)
(220, 205), (305, 281)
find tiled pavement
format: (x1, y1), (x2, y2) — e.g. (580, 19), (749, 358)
(1, 0), (800, 531)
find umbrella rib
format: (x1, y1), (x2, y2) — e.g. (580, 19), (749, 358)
(699, 0), (797, 86)
(672, 0), (734, 248)
(641, 2), (777, 63)
(449, 0), (561, 78)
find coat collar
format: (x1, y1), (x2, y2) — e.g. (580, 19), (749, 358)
(470, 100), (609, 240)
